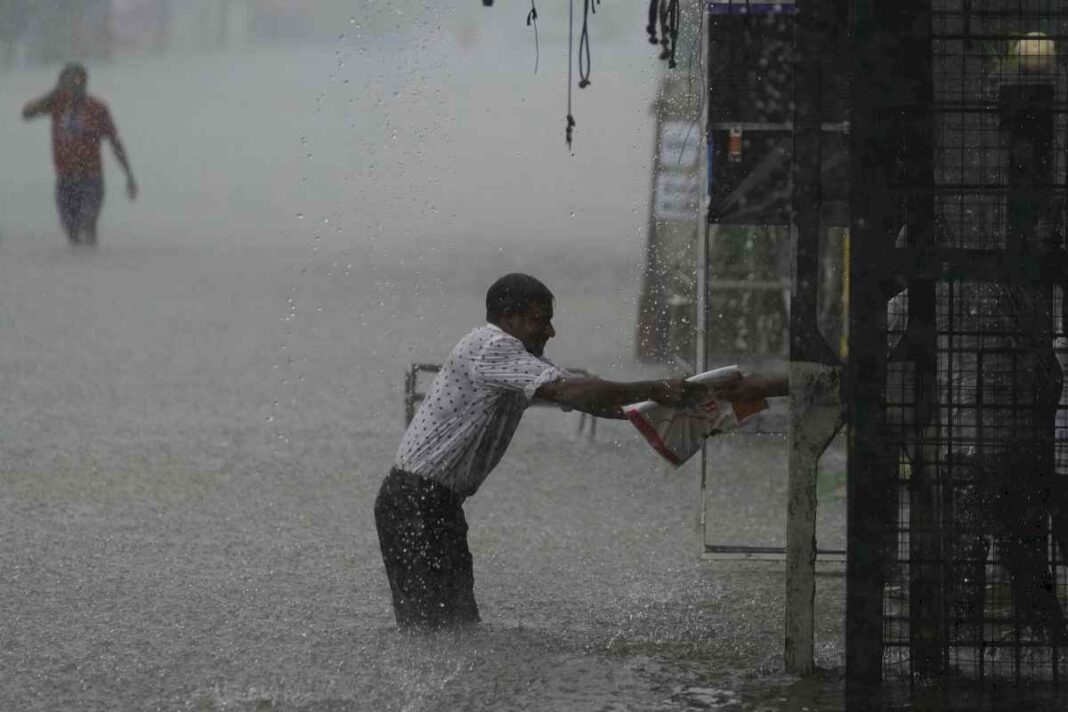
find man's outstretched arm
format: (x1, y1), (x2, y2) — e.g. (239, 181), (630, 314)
(537, 373), (789, 419)
(536, 377), (702, 418)
(717, 374), (789, 400)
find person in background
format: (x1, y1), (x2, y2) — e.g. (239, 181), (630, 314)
(22, 62), (137, 245)
(374, 272), (786, 630)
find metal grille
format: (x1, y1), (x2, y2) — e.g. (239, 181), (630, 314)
(883, 282), (1068, 684)
(849, 0), (1068, 693)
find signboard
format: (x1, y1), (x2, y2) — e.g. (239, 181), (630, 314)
(654, 120), (701, 222)
(707, 0), (797, 14)
(659, 120), (700, 167)
(654, 172), (700, 221)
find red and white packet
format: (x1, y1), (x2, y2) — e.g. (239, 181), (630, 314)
(622, 365), (767, 467)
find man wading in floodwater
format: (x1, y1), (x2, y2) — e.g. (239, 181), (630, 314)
(22, 63), (138, 246)
(374, 273), (784, 629)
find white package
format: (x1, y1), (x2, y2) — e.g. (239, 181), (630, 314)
(623, 365), (768, 466)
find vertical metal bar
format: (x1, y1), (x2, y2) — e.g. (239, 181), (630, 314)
(698, 2), (712, 534)
(904, 65), (941, 686)
(847, 0), (898, 694)
(785, 0), (842, 676)
(840, 230), (850, 359)
(785, 0), (854, 676)
(698, 230), (710, 530)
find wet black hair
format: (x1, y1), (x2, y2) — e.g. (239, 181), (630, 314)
(485, 273), (554, 322)
(59, 62), (87, 83)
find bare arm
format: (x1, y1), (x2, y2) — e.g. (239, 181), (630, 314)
(22, 92), (55, 120)
(108, 132), (138, 198)
(536, 377), (703, 418)
(110, 135), (134, 179)
(715, 374), (789, 400)
(537, 372), (787, 419)
(749, 374), (789, 398)
(568, 402), (627, 420)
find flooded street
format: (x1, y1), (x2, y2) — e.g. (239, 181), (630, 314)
(0, 11), (846, 711)
(0, 237), (845, 711)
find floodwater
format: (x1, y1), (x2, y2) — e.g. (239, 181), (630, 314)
(0, 237), (847, 711)
(1, 9), (849, 712)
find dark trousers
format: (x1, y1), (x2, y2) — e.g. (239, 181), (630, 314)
(374, 468), (480, 630)
(56, 177), (104, 245)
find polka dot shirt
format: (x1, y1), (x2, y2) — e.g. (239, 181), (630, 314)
(394, 324), (566, 497)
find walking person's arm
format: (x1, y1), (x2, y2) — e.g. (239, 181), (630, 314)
(108, 132), (138, 200)
(21, 91), (55, 120)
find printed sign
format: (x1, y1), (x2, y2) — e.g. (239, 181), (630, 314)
(659, 121), (700, 167)
(654, 171), (700, 222)
(707, 0), (797, 14)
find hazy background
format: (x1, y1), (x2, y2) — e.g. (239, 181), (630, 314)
(1, 1), (662, 258)
(0, 4), (846, 711)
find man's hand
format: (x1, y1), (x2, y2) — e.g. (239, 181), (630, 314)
(648, 378), (707, 408)
(538, 376), (705, 415)
(711, 374), (788, 402)
(126, 177), (138, 200)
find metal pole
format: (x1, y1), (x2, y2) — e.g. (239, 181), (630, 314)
(846, 0), (901, 693)
(698, 1), (711, 532)
(784, 0), (845, 676)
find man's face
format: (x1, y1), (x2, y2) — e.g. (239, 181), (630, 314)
(59, 71), (87, 100)
(505, 301), (555, 356)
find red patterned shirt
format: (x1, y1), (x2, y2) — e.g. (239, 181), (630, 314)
(44, 95), (115, 179)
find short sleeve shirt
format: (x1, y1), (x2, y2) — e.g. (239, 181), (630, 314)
(394, 324), (566, 497)
(47, 96), (115, 178)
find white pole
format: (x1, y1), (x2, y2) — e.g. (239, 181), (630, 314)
(697, 2), (710, 532)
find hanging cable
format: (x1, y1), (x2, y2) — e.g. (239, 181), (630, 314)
(646, 0), (660, 45)
(526, 0), (540, 74)
(658, 0), (670, 60)
(578, 0), (596, 88)
(666, 0), (680, 68)
(566, 0), (575, 148)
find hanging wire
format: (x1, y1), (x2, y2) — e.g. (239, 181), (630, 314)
(666, 0), (680, 68)
(658, 0), (670, 60)
(526, 0), (540, 74)
(578, 0), (598, 88)
(651, 0), (680, 67)
(647, 0), (660, 45)
(566, 0), (575, 148)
